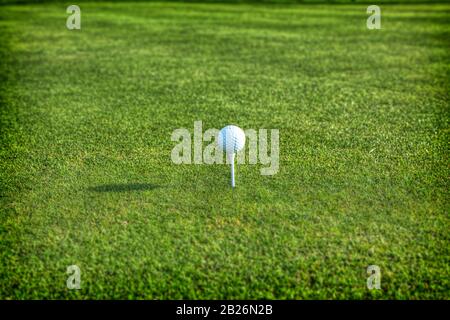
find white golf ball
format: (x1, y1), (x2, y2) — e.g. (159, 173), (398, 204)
(218, 125), (246, 154)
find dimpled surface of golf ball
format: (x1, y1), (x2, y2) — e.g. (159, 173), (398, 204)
(218, 125), (246, 154)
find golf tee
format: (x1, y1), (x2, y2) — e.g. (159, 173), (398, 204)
(229, 153), (235, 188)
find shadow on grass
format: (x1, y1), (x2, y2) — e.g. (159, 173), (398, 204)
(88, 183), (160, 192)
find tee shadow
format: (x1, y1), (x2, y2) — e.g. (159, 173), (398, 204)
(88, 183), (160, 193)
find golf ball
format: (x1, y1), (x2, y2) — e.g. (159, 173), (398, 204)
(218, 125), (246, 154)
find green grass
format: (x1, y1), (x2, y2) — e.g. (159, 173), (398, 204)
(0, 1), (449, 299)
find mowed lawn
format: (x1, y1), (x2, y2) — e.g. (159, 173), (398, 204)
(0, 2), (449, 299)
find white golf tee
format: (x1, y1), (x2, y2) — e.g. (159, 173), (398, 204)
(228, 153), (235, 188)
